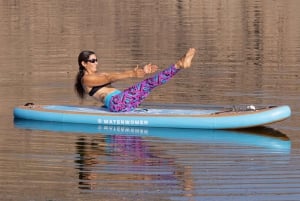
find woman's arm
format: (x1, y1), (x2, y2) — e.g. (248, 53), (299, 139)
(83, 64), (158, 87)
(82, 67), (145, 87)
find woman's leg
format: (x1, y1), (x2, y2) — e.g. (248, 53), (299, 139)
(108, 48), (196, 112)
(109, 64), (180, 112)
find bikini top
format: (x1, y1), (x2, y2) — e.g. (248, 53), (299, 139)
(88, 82), (111, 96)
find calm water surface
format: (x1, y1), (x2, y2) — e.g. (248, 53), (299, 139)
(1, 0), (300, 200)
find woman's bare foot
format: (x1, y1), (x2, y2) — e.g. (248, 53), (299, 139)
(175, 48), (196, 69)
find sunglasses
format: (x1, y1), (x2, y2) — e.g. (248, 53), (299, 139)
(87, 59), (98, 63)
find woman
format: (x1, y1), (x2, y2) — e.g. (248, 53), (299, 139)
(75, 48), (196, 112)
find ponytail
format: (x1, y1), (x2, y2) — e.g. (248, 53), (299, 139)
(74, 66), (86, 99)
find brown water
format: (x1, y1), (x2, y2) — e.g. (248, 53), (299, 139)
(1, 0), (300, 200)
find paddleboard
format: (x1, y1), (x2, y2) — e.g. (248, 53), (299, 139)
(14, 119), (291, 152)
(13, 103), (291, 129)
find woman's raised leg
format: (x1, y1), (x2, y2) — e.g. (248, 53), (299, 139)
(109, 48), (196, 112)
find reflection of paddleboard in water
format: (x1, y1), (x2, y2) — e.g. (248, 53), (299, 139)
(13, 103), (291, 129)
(14, 118), (291, 152)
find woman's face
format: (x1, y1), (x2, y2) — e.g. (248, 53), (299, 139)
(84, 54), (98, 73)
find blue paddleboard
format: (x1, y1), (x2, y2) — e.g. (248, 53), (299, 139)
(13, 103), (291, 129)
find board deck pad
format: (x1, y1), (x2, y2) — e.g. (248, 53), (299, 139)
(44, 105), (220, 115)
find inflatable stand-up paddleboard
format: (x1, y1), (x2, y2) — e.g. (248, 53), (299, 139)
(14, 119), (291, 152)
(13, 103), (291, 129)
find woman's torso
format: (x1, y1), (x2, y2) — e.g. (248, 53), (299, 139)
(85, 85), (117, 103)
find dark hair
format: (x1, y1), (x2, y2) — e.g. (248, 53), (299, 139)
(74, 50), (95, 99)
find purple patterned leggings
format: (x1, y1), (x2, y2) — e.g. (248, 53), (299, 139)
(108, 64), (180, 112)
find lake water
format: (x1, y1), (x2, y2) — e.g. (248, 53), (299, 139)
(1, 0), (300, 200)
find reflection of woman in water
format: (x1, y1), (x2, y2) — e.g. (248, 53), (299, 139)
(76, 137), (106, 190)
(75, 134), (195, 197)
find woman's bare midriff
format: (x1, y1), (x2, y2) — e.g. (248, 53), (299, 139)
(91, 87), (118, 103)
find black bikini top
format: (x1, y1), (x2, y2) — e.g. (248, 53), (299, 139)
(88, 82), (111, 96)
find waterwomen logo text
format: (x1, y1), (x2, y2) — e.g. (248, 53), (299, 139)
(97, 118), (149, 126)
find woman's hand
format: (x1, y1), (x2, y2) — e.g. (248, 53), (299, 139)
(133, 65), (146, 78)
(143, 63), (158, 74)
(132, 64), (159, 78)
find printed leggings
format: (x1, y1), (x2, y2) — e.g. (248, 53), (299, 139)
(108, 64), (180, 112)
